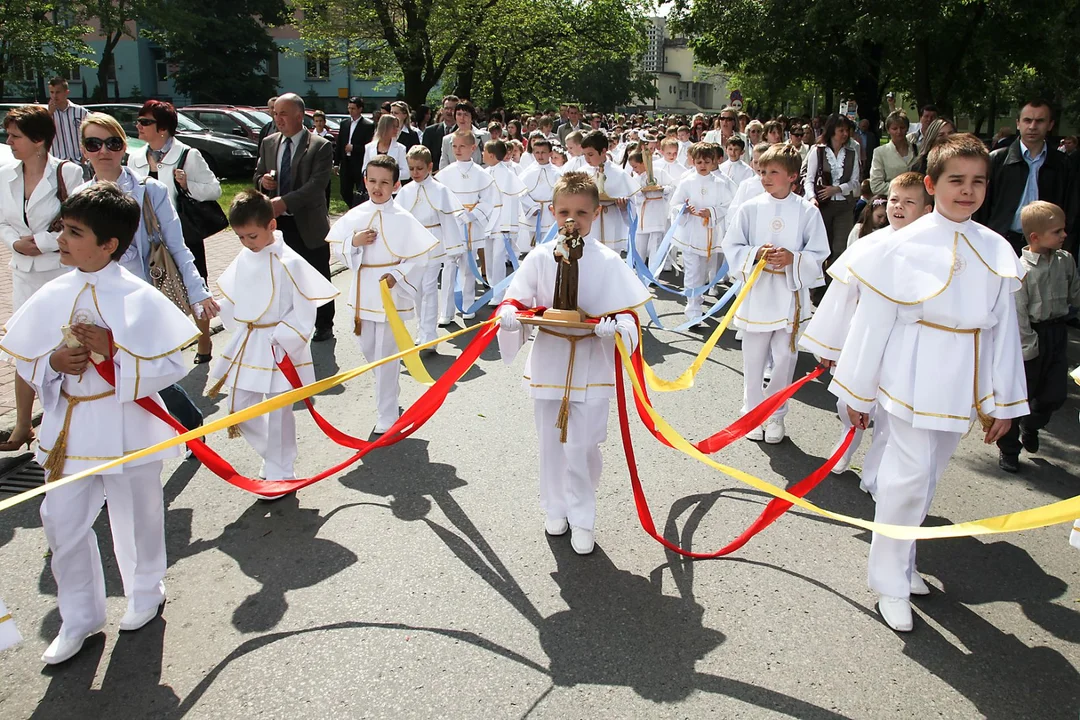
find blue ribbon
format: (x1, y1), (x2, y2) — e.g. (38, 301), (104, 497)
(647, 204), (686, 277)
(452, 233), (521, 314)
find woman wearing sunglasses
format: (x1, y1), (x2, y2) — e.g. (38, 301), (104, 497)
(129, 100), (221, 364)
(75, 113), (219, 434)
(0, 105), (87, 452)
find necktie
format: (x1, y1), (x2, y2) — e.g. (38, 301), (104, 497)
(150, 148), (165, 163)
(279, 137), (293, 195)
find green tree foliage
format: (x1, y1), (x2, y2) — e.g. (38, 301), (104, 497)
(0, 1), (94, 99)
(75, 0), (145, 101)
(150, 0), (288, 105)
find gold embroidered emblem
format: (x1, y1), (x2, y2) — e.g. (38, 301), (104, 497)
(770, 217), (785, 233)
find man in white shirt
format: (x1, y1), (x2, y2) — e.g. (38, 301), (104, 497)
(48, 77), (87, 164)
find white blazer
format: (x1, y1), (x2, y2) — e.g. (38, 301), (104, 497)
(128, 138), (221, 204)
(361, 139), (408, 176)
(0, 156), (86, 272)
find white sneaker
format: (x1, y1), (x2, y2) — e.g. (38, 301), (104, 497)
(763, 363), (773, 382)
(119, 600), (164, 631)
(437, 316), (454, 326)
(764, 418), (785, 444)
(41, 623), (105, 665)
(830, 440), (854, 475)
(684, 312), (703, 327)
(462, 312), (476, 320)
(735, 329), (744, 342)
(878, 595), (914, 632)
(910, 572), (931, 596)
(545, 517), (569, 536)
(858, 479), (877, 500)
(570, 525), (595, 555)
(746, 424), (765, 442)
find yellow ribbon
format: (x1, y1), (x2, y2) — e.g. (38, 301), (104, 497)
(616, 336), (1080, 539)
(0, 320), (495, 514)
(381, 279), (436, 386)
(643, 257), (766, 392)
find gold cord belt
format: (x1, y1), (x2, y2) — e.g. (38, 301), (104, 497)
(916, 320), (994, 430)
(206, 321), (276, 436)
(43, 388), (116, 481)
(539, 327), (597, 443)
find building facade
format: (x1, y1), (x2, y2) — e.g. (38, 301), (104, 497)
(639, 17), (727, 114)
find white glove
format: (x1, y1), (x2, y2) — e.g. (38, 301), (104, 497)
(497, 304), (521, 332)
(462, 210), (480, 226)
(594, 317), (617, 339)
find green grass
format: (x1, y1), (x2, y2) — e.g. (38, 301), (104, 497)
(218, 176), (350, 217)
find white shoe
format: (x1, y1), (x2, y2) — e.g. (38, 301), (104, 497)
(545, 517), (569, 536)
(570, 525), (595, 555)
(41, 623), (104, 665)
(684, 312), (703, 327)
(763, 363), (773, 382)
(830, 440), (854, 475)
(735, 329), (744, 342)
(746, 425), (765, 442)
(878, 595), (914, 632)
(764, 418), (785, 444)
(437, 316), (454, 326)
(119, 600), (164, 631)
(910, 572), (931, 596)
(462, 312), (476, 320)
(373, 420), (396, 435)
(487, 298), (500, 306)
(858, 479), (877, 500)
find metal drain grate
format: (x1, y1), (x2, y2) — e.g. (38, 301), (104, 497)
(0, 453), (44, 495)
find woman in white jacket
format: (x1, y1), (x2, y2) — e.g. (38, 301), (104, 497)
(129, 100), (221, 363)
(0, 105), (87, 451)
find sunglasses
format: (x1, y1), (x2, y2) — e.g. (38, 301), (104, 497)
(791, 131), (804, 137)
(135, 117), (157, 127)
(721, 117), (735, 122)
(83, 136), (125, 152)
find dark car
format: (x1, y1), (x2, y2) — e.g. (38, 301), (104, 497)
(86, 103), (258, 177)
(0, 102), (148, 164)
(181, 106), (264, 143)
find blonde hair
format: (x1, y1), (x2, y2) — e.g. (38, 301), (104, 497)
(889, 171), (931, 206)
(659, 136), (679, 150)
(552, 170), (600, 209)
(406, 144), (432, 165)
(756, 143), (802, 175)
(1020, 200), (1066, 238)
(376, 113), (399, 137)
(390, 101), (412, 128)
(80, 112), (127, 143)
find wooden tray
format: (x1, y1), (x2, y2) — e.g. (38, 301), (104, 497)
(518, 315), (596, 330)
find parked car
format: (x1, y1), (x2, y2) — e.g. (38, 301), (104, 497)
(180, 106), (264, 143)
(0, 102), (147, 165)
(86, 103), (258, 177)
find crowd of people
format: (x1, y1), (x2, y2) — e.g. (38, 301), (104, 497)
(0, 86), (1078, 664)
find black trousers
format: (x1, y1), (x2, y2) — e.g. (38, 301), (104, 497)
(1005, 230), (1026, 258)
(340, 164), (366, 208)
(997, 319), (1069, 456)
(277, 215), (335, 332)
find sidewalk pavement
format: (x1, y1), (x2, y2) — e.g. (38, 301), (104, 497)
(0, 219), (344, 437)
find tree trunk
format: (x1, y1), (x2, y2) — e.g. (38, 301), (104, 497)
(401, 64), (429, 111)
(824, 87), (835, 116)
(852, 41), (884, 143)
(913, 39), (931, 110)
(454, 43), (479, 100)
(96, 33), (122, 102)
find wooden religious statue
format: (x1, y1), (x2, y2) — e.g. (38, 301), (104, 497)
(546, 218), (585, 323)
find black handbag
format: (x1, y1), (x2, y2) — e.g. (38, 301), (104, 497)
(173, 147), (228, 244)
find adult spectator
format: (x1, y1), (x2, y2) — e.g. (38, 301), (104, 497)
(255, 93), (335, 341)
(47, 77), (87, 164)
(991, 126), (1015, 149)
(745, 120), (764, 161)
(854, 118), (873, 166)
(414, 105), (431, 133)
(804, 113), (862, 269)
(77, 112), (217, 432)
(738, 112), (750, 134)
(1058, 135), (1077, 156)
(869, 110), (917, 195)
(0, 106), (85, 452)
(129, 99), (222, 364)
(421, 94), (458, 170)
(336, 96), (375, 207)
(363, 115), (408, 176)
(906, 104), (938, 148)
(912, 118), (955, 175)
(554, 104), (569, 130)
(390, 101), (420, 150)
(976, 100), (1074, 256)
(788, 124), (809, 160)
(704, 107), (739, 145)
(556, 104), (585, 144)
(441, 100), (487, 167)
(256, 96), (278, 146)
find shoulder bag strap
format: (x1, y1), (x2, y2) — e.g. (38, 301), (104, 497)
(177, 147), (190, 171)
(140, 178), (164, 244)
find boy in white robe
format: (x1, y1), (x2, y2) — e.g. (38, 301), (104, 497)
(483, 140), (528, 304)
(719, 137), (756, 186)
(670, 143), (738, 321)
(563, 131), (587, 173)
(626, 148), (670, 267)
(580, 131), (636, 253)
(721, 144), (829, 444)
(496, 171), (649, 555)
(397, 145), (465, 347)
(829, 135), (1027, 632)
(728, 142), (771, 218)
(657, 137), (689, 181)
(0, 183), (199, 664)
(0, 597), (20, 651)
(800, 172), (933, 490)
(518, 137), (564, 252)
(329, 156), (437, 433)
(207, 191), (339, 486)
(435, 133), (499, 321)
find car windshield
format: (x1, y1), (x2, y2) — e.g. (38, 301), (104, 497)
(244, 110), (272, 124)
(176, 113), (209, 132)
(235, 113), (262, 130)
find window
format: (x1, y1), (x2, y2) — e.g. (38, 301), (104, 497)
(61, 66), (82, 83)
(152, 48), (168, 82)
(305, 52), (329, 81)
(268, 47), (279, 79)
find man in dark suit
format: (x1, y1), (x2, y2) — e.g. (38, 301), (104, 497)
(421, 94), (459, 170)
(256, 96), (278, 147)
(335, 96), (375, 208)
(255, 92), (336, 341)
(976, 99), (1075, 256)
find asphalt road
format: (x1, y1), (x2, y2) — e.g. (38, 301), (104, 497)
(1, 270), (1078, 719)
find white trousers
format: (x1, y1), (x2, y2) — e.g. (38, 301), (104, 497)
(40, 461), (166, 638)
(418, 259), (445, 343)
(837, 399), (890, 493)
(682, 252), (722, 316)
(12, 265), (69, 310)
(234, 389), (298, 480)
(635, 231), (663, 267)
(868, 413), (962, 598)
(357, 319), (400, 427)
(535, 398), (609, 531)
(742, 330), (798, 421)
(484, 233), (510, 303)
(440, 251), (477, 317)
